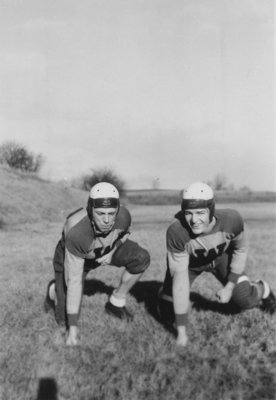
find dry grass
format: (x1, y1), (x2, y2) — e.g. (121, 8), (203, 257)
(0, 167), (275, 400)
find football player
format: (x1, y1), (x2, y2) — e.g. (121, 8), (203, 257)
(44, 182), (150, 345)
(158, 182), (276, 347)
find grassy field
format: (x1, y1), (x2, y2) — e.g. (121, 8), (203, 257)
(0, 168), (276, 400)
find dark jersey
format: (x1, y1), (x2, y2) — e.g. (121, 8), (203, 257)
(62, 205), (131, 260)
(60, 206), (131, 319)
(166, 209), (247, 279)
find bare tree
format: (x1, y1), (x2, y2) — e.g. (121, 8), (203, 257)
(0, 141), (44, 173)
(81, 167), (126, 196)
(211, 174), (228, 190)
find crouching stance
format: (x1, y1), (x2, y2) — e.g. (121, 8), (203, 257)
(158, 182), (276, 347)
(45, 182), (150, 345)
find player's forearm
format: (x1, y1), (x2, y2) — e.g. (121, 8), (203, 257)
(228, 249), (247, 283)
(172, 271), (190, 326)
(167, 251), (190, 327)
(67, 280), (82, 326)
(172, 273), (189, 347)
(64, 249), (84, 326)
(228, 231), (248, 282)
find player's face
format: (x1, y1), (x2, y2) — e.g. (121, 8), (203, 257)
(92, 207), (118, 233)
(184, 208), (210, 235)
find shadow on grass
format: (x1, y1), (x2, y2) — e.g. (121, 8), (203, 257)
(130, 280), (163, 317)
(36, 377), (58, 400)
(130, 280), (177, 336)
(83, 278), (114, 297)
(82, 279), (240, 333)
(83, 278), (163, 320)
(131, 281), (241, 317)
(190, 292), (241, 315)
(83, 278), (171, 330)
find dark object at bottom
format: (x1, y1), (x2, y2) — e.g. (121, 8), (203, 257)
(105, 301), (133, 321)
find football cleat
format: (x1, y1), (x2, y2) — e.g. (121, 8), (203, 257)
(44, 279), (55, 313)
(105, 301), (133, 321)
(44, 280), (67, 326)
(262, 288), (276, 315)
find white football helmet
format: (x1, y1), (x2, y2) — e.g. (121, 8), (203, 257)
(182, 182), (215, 220)
(87, 182), (120, 220)
(183, 182), (214, 201)
(89, 182), (119, 200)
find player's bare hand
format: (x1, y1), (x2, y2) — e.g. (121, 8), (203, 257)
(66, 326), (79, 346)
(176, 326), (188, 347)
(216, 287), (232, 303)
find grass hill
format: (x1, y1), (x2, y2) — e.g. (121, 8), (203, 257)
(1, 165), (275, 229)
(0, 166), (88, 228)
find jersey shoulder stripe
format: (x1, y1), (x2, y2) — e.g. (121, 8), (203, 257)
(63, 205), (131, 259)
(166, 208), (244, 254)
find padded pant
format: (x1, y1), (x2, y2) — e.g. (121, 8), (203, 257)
(231, 277), (260, 309)
(111, 239), (150, 274)
(159, 252), (261, 321)
(52, 239), (150, 324)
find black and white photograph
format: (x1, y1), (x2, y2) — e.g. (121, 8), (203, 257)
(0, 1), (275, 399)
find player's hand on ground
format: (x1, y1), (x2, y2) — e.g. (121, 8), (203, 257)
(66, 326), (79, 346)
(176, 326), (188, 347)
(216, 287), (232, 303)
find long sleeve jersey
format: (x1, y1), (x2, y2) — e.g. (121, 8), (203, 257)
(166, 208), (248, 283)
(60, 206), (131, 325)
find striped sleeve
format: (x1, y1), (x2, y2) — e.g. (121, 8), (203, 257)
(167, 251), (189, 275)
(64, 248), (84, 326)
(228, 230), (248, 283)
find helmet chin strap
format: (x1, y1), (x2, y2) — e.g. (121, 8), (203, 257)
(207, 216), (216, 231)
(91, 220), (112, 237)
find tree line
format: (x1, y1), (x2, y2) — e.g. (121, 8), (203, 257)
(0, 140), (252, 194)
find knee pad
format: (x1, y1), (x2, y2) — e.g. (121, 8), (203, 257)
(127, 248), (151, 274)
(231, 276), (256, 309)
(140, 248), (151, 272)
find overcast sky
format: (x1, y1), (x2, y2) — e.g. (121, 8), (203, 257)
(0, 0), (275, 190)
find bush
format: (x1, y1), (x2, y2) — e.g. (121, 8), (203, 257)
(80, 168), (126, 196)
(208, 174), (228, 191)
(0, 141), (44, 173)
